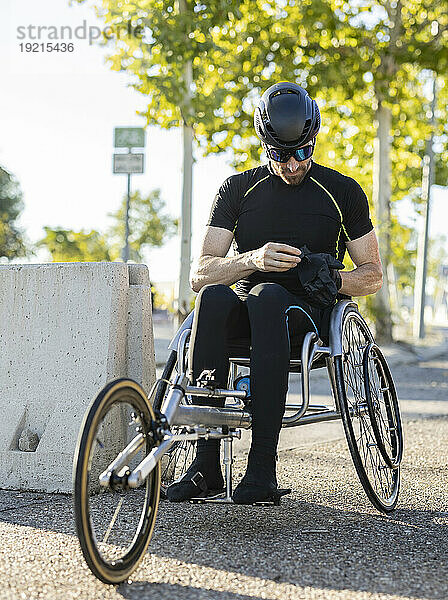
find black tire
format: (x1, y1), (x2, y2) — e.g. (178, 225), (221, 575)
(363, 343), (403, 469)
(73, 379), (160, 584)
(153, 348), (197, 498)
(153, 349), (178, 412)
(334, 310), (400, 513)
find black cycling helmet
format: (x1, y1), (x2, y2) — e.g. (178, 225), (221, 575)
(254, 81), (320, 149)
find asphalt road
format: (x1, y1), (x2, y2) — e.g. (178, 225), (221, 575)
(0, 353), (447, 600)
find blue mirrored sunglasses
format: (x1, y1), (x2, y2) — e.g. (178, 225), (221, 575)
(265, 142), (315, 163)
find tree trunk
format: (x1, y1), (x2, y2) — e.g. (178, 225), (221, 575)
(413, 76), (437, 340)
(175, 0), (194, 329)
(176, 117), (194, 328)
(371, 102), (393, 343)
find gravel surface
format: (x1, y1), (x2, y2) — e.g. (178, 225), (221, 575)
(1, 415), (447, 600)
(1, 351), (447, 600)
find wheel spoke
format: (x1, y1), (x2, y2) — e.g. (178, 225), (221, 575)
(102, 497), (124, 544)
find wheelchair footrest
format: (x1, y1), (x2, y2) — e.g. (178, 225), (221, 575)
(252, 488), (292, 507)
(190, 492), (232, 504)
(189, 488), (292, 506)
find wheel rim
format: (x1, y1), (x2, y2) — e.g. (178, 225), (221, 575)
(340, 312), (399, 509)
(76, 382), (160, 580)
(86, 397), (149, 564)
(363, 343), (403, 469)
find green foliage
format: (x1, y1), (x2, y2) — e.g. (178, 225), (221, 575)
(73, 0), (448, 327)
(39, 188), (177, 262)
(434, 77), (448, 186)
(0, 166), (27, 259)
(38, 227), (116, 262)
(107, 189), (178, 262)
(389, 216), (417, 293)
(73, 0), (447, 188)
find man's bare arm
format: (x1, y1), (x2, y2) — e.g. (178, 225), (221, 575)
(190, 226), (302, 293)
(339, 230), (383, 296)
(190, 227), (254, 292)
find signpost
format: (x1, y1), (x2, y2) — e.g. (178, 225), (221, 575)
(113, 127), (146, 262)
(113, 153), (144, 174)
(114, 127), (146, 149)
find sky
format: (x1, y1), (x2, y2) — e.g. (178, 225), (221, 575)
(0, 0), (235, 283)
(0, 0), (447, 284)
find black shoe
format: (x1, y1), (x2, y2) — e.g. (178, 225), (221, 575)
(166, 459), (224, 502)
(232, 481), (291, 505)
(232, 452), (291, 505)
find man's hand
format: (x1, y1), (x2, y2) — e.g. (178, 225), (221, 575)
(250, 242), (302, 272)
(297, 246), (344, 308)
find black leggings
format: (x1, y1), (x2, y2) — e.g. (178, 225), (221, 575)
(188, 283), (324, 456)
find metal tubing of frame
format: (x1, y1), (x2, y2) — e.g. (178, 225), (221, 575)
(282, 332), (316, 425)
(329, 300), (358, 357)
(223, 437), (233, 499)
(98, 433), (145, 487)
(127, 436), (176, 488)
(161, 375), (188, 425)
(127, 429), (241, 489)
(282, 410), (342, 427)
(168, 311), (194, 352)
(185, 385), (247, 399)
(230, 357), (306, 370)
(172, 404), (252, 429)
(326, 357), (339, 410)
(285, 404), (332, 413)
(176, 328), (190, 372)
(161, 429), (241, 443)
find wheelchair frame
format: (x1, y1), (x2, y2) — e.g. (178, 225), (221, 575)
(172, 298), (358, 428)
(98, 301), (362, 488)
(74, 298), (403, 583)
(92, 298), (402, 505)
(153, 298), (402, 510)
(153, 299), (368, 501)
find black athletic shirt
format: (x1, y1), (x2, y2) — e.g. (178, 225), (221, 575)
(206, 160), (373, 300)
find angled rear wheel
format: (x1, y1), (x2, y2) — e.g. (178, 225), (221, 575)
(335, 310), (400, 513)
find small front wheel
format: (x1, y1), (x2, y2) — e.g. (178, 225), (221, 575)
(73, 379), (160, 584)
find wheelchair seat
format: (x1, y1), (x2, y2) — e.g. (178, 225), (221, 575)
(227, 343), (328, 373)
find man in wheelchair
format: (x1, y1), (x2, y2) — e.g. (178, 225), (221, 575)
(167, 81), (383, 505)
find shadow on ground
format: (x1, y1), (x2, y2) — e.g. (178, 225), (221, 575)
(1, 417), (448, 599)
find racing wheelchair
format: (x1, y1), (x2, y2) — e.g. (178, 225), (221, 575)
(73, 298), (403, 583)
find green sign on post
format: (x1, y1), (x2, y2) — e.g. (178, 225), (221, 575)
(114, 127), (146, 148)
(113, 153), (144, 174)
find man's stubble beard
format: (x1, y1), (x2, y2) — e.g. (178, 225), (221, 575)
(270, 158), (312, 186)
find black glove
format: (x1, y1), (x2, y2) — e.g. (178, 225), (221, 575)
(296, 245), (344, 309)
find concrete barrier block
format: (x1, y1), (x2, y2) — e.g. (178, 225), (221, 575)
(127, 264), (156, 394)
(0, 263), (155, 493)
